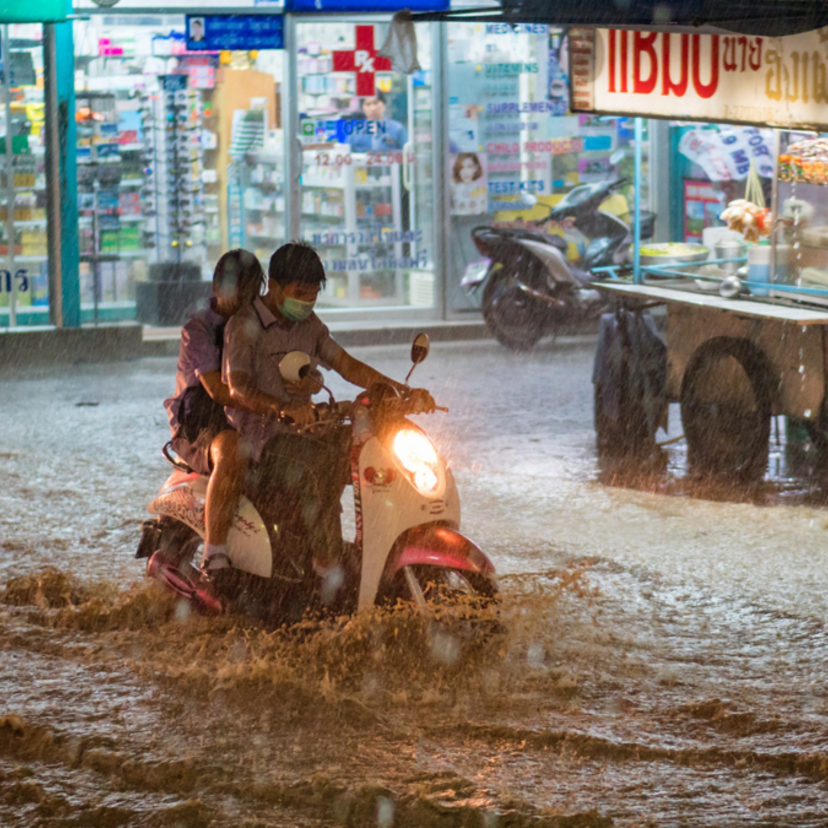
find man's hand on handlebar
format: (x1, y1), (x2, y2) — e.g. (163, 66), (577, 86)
(406, 387), (436, 414)
(283, 368), (324, 398)
(269, 401), (318, 427)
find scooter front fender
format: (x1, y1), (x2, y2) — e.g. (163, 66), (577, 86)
(384, 525), (496, 580)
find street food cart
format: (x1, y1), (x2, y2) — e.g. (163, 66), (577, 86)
(405, 3), (828, 480)
(564, 25), (828, 480)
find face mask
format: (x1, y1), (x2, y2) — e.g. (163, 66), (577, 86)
(279, 295), (315, 322)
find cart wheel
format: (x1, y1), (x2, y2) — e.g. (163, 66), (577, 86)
(680, 337), (773, 483)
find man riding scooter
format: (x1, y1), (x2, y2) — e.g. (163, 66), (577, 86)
(221, 241), (435, 600)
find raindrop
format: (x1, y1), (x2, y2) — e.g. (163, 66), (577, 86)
(377, 797), (395, 828)
(430, 631), (460, 664)
(805, 409), (812, 418)
(527, 643), (545, 669)
(799, 365), (805, 374)
(175, 599), (190, 622)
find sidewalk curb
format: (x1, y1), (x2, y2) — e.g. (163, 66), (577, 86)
(142, 320), (495, 358)
(0, 319), (599, 369)
(0, 324), (143, 370)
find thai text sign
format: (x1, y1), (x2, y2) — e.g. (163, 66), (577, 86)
(570, 26), (828, 129)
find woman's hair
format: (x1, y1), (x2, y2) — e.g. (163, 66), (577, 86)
(452, 152), (483, 184)
(268, 241), (327, 288)
(212, 248), (265, 299)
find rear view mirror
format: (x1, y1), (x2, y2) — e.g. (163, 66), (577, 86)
(405, 333), (430, 385)
(279, 350), (312, 383)
(410, 332), (430, 365)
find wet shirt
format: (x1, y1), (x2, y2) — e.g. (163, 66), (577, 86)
(222, 296), (343, 460)
(164, 298), (225, 437)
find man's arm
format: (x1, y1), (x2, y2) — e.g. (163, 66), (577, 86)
(227, 370), (316, 426)
(330, 349), (435, 412)
(330, 349), (406, 393)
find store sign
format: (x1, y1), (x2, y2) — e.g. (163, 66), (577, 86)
(333, 25), (392, 97)
(0, 0), (66, 23)
(185, 15), (284, 52)
(570, 26), (828, 130)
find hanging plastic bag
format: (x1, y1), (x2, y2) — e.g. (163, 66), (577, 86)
(378, 10), (422, 74)
(744, 160), (766, 210)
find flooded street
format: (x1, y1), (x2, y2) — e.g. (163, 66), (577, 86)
(2, 339), (828, 827)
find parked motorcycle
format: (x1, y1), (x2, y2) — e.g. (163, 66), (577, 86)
(462, 161), (654, 351)
(136, 334), (499, 627)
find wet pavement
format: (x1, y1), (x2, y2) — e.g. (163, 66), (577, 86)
(2, 339), (828, 827)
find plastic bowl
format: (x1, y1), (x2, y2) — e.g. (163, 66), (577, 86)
(637, 242), (710, 268)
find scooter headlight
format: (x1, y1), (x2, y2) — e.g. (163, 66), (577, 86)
(392, 428), (444, 496)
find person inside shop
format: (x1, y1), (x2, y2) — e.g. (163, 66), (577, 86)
(348, 91), (409, 152)
(223, 241), (434, 600)
(164, 249), (265, 574)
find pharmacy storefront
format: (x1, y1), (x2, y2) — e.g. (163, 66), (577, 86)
(0, 0), (76, 327)
(26, 0), (657, 329)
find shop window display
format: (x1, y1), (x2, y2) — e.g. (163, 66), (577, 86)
(445, 23), (651, 313)
(73, 17), (285, 325)
(672, 123), (774, 244)
(0, 24), (49, 328)
(296, 21), (435, 308)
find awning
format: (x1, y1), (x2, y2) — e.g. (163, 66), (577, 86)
(413, 0), (828, 37)
(0, 0), (67, 23)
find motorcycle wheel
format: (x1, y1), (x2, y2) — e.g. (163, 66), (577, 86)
(393, 565), (499, 615)
(482, 270), (547, 351)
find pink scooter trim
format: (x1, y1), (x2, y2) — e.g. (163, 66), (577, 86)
(386, 525), (496, 577)
(147, 551), (223, 616)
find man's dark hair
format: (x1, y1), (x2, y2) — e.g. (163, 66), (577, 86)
(213, 248), (265, 298)
(363, 90), (387, 105)
(268, 241), (327, 288)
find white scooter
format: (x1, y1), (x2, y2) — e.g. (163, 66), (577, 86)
(136, 334), (499, 623)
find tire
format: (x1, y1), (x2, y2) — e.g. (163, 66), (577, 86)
(594, 381), (656, 459)
(593, 311), (664, 461)
(680, 337), (773, 483)
(155, 518), (201, 573)
(393, 564), (500, 616)
(482, 267), (548, 351)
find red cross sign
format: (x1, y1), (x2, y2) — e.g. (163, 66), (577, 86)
(332, 25), (392, 97)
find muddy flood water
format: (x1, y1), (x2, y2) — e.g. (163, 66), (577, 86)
(2, 339), (828, 827)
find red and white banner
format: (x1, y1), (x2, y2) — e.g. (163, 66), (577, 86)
(570, 26), (828, 129)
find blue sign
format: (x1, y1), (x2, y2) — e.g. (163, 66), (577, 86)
(186, 15), (284, 52)
(302, 117), (396, 144)
(160, 74), (187, 92)
(286, 0), (447, 10)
